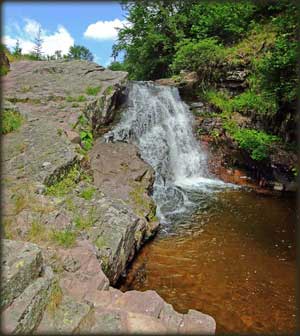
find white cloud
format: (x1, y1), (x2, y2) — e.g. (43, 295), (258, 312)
(24, 18), (42, 36)
(2, 18), (74, 56)
(84, 18), (128, 40)
(42, 26), (74, 55)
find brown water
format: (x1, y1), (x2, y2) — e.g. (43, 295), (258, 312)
(119, 189), (297, 334)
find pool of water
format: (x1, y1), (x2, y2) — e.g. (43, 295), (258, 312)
(118, 189), (297, 334)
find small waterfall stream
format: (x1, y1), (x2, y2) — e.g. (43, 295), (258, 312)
(105, 81), (229, 223)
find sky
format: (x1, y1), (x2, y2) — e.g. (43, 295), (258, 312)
(2, 1), (128, 66)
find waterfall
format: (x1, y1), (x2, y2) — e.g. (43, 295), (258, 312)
(105, 81), (229, 223)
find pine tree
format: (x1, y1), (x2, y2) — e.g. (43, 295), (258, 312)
(32, 27), (43, 60)
(13, 40), (22, 56)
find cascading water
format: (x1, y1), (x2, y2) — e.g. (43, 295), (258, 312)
(105, 81), (230, 223)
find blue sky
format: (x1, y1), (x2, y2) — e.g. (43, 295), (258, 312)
(3, 2), (128, 66)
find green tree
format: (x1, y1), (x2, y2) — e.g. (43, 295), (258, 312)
(68, 45), (94, 61)
(32, 27), (43, 60)
(12, 40), (22, 56)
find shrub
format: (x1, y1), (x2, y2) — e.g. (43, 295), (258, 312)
(79, 130), (93, 151)
(171, 38), (226, 76)
(231, 90), (278, 116)
(2, 110), (24, 134)
(224, 122), (280, 160)
(108, 61), (127, 71)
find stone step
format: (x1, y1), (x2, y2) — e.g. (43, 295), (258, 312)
(2, 267), (54, 334)
(1, 239), (43, 309)
(36, 295), (94, 334)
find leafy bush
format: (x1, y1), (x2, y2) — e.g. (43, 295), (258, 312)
(171, 38), (226, 76)
(80, 130), (93, 151)
(254, 36), (297, 105)
(231, 90), (278, 116)
(224, 122), (279, 160)
(189, 2), (257, 44)
(108, 61), (127, 71)
(2, 110), (24, 134)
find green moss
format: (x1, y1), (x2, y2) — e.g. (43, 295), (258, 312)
(51, 229), (77, 248)
(85, 85), (101, 96)
(2, 110), (24, 134)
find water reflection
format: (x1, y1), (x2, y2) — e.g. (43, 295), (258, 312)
(119, 190), (297, 334)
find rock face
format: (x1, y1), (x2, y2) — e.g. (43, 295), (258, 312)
(2, 60), (217, 334)
(91, 141), (156, 219)
(2, 239), (216, 335)
(1, 240), (55, 334)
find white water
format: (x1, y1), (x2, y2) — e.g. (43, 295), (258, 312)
(105, 81), (231, 222)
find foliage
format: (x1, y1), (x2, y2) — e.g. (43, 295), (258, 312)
(224, 121), (279, 160)
(171, 38), (226, 76)
(68, 44), (94, 61)
(85, 85), (101, 96)
(80, 187), (96, 200)
(12, 40), (22, 56)
(80, 130), (93, 151)
(51, 229), (77, 248)
(188, 2), (256, 44)
(108, 61), (127, 71)
(45, 165), (81, 197)
(203, 89), (232, 115)
(1, 110), (24, 134)
(231, 90), (277, 116)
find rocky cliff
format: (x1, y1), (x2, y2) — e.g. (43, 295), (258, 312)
(1, 60), (216, 334)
